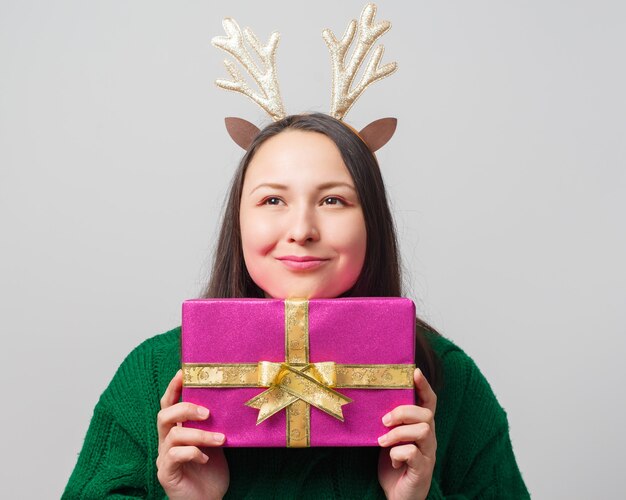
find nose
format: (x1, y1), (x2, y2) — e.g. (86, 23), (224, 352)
(287, 206), (320, 244)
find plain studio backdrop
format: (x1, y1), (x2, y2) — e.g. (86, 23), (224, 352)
(1, 1), (624, 498)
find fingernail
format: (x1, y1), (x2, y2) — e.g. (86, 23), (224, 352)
(197, 406), (209, 418)
(378, 434), (387, 445)
(213, 433), (225, 444)
(382, 413), (391, 426)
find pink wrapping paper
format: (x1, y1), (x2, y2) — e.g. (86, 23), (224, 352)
(181, 298), (416, 447)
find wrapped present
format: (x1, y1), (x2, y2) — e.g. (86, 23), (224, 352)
(181, 298), (416, 447)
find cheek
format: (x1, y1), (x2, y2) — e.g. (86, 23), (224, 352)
(240, 212), (278, 255)
(346, 228), (367, 278)
(333, 212), (366, 250)
(326, 214), (367, 275)
(240, 210), (283, 294)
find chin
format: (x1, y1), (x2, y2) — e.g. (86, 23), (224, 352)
(290, 289), (341, 300)
(260, 277), (356, 300)
(264, 287), (331, 300)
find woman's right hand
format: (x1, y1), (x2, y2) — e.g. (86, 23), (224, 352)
(156, 370), (229, 500)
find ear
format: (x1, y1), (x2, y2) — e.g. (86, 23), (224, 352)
(224, 117), (261, 150)
(358, 118), (398, 152)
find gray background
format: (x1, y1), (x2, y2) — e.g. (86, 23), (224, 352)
(1, 1), (624, 498)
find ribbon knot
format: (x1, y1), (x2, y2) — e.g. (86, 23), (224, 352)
(245, 361), (352, 424)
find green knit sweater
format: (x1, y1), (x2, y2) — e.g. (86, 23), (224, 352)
(64, 327), (529, 499)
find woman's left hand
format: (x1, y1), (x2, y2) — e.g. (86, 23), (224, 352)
(377, 368), (437, 500)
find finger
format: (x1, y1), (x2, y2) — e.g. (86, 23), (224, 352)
(157, 402), (210, 444)
(378, 422), (436, 458)
(160, 369), (183, 410)
(414, 368), (437, 414)
(163, 426), (226, 450)
(388, 443), (424, 471)
(157, 446), (209, 483)
(382, 405), (434, 427)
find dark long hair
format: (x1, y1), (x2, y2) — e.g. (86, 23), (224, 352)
(200, 113), (442, 389)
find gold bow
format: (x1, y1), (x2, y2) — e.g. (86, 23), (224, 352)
(245, 361), (352, 424)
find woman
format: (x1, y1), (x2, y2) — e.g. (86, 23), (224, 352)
(64, 113), (529, 499)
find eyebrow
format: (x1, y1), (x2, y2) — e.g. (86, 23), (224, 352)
(249, 182), (357, 195)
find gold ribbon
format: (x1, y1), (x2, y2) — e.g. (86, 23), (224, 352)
(245, 361), (352, 423)
(182, 299), (415, 447)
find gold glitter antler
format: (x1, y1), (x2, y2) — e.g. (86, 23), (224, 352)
(322, 3), (397, 120)
(212, 18), (286, 121)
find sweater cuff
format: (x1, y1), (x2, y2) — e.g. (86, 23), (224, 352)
(426, 478), (445, 500)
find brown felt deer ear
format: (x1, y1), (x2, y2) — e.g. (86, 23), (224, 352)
(225, 117), (261, 150)
(358, 118), (397, 152)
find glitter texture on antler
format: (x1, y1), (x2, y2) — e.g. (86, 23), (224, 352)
(212, 18), (286, 121)
(322, 3), (398, 120)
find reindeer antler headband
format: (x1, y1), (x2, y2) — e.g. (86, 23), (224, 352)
(211, 3), (398, 152)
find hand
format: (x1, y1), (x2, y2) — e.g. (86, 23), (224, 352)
(377, 368), (437, 500)
(156, 370), (230, 500)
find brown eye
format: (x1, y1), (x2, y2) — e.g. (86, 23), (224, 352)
(263, 197), (282, 205)
(323, 197), (345, 206)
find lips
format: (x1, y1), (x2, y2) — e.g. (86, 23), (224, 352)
(276, 255), (329, 271)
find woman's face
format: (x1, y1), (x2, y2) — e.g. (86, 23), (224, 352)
(240, 130), (367, 299)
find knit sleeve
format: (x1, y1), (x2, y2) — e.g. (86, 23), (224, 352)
(425, 341), (530, 499)
(425, 425), (529, 499)
(62, 402), (161, 499)
(63, 330), (179, 499)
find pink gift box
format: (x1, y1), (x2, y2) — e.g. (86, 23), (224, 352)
(181, 298), (416, 447)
